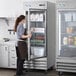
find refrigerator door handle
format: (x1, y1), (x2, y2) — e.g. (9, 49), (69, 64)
(27, 9), (31, 60)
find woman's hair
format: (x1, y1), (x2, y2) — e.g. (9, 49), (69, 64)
(14, 15), (25, 32)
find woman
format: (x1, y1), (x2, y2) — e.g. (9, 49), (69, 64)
(14, 15), (31, 76)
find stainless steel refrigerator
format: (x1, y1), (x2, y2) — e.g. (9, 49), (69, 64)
(23, 1), (56, 70)
(56, 0), (76, 75)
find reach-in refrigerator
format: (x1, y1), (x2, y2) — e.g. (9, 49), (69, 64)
(56, 0), (76, 75)
(23, 1), (56, 70)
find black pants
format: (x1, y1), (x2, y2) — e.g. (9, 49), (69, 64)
(16, 47), (25, 75)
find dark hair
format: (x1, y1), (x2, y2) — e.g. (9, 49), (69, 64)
(14, 15), (25, 32)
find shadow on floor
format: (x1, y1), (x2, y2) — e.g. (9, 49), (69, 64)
(0, 68), (76, 76)
(23, 69), (57, 76)
(57, 71), (76, 76)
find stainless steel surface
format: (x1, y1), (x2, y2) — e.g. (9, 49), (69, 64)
(24, 57), (47, 70)
(23, 1), (47, 10)
(56, 0), (76, 73)
(47, 2), (56, 69)
(0, 42), (17, 68)
(0, 44), (8, 67)
(28, 9), (31, 60)
(24, 1), (55, 70)
(56, 0), (76, 9)
(9, 45), (16, 68)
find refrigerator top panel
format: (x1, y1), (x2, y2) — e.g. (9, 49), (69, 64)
(56, 0), (76, 9)
(23, 1), (47, 10)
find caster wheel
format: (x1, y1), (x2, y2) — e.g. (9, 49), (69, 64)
(44, 70), (48, 74)
(58, 72), (63, 76)
(51, 66), (54, 70)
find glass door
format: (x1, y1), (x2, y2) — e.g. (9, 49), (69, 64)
(26, 9), (46, 60)
(58, 11), (76, 57)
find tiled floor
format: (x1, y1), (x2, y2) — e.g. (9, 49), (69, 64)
(0, 69), (57, 76)
(0, 69), (76, 76)
(0, 69), (15, 76)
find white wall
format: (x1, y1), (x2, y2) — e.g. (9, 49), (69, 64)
(0, 0), (24, 17)
(23, 0), (56, 3)
(0, 18), (17, 40)
(0, 19), (9, 39)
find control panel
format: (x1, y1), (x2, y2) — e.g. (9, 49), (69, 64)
(56, 0), (76, 9)
(23, 1), (47, 10)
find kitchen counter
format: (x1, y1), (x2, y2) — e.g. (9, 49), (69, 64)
(0, 40), (17, 68)
(0, 40), (16, 45)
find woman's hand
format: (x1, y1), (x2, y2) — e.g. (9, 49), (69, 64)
(21, 34), (32, 39)
(27, 34), (32, 38)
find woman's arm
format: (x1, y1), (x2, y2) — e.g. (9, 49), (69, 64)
(17, 25), (32, 39)
(21, 28), (34, 39)
(21, 34), (32, 39)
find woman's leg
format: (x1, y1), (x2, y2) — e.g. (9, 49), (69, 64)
(16, 47), (21, 75)
(16, 47), (25, 75)
(17, 59), (25, 75)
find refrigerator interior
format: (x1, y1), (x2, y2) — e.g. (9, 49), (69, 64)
(58, 11), (76, 57)
(26, 10), (46, 59)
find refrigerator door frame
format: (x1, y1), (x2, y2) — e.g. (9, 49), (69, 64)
(56, 9), (76, 59)
(27, 8), (47, 60)
(27, 9), (31, 60)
